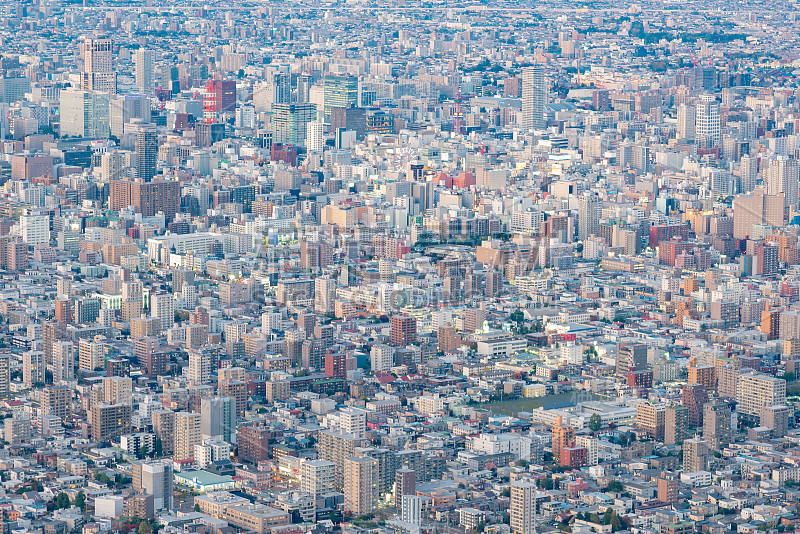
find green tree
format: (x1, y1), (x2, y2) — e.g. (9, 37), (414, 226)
(606, 480), (623, 493)
(537, 477), (554, 490)
(74, 491), (85, 510)
(55, 492), (71, 509)
(194, 504), (201, 512)
(138, 520), (152, 534)
(589, 414), (602, 431)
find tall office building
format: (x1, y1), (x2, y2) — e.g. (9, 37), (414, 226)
(60, 89), (110, 138)
(521, 65), (547, 130)
(174, 411), (202, 461)
(695, 94), (720, 147)
(133, 460), (173, 511)
(110, 179), (180, 220)
(271, 103), (316, 146)
(203, 79), (236, 122)
(732, 188), (785, 239)
(110, 94), (151, 138)
(739, 155), (758, 194)
(676, 103), (696, 141)
(306, 120), (324, 152)
(201, 396), (237, 443)
(323, 75), (358, 123)
(270, 70), (292, 104)
(510, 481), (539, 534)
(616, 342), (647, 377)
(578, 191), (601, 241)
(343, 456), (379, 516)
(683, 437), (709, 472)
(703, 401), (732, 449)
(135, 49), (156, 95)
(766, 155), (799, 208)
(82, 37), (116, 94)
(135, 127), (158, 182)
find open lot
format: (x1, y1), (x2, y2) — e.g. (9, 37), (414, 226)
(485, 392), (603, 416)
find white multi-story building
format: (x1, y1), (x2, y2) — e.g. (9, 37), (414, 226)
(21, 214), (49, 245)
(301, 459), (336, 497)
(469, 433), (532, 461)
(370, 344), (394, 372)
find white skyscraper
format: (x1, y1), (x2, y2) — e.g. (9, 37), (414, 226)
(739, 155), (758, 194)
(677, 103), (696, 141)
(151, 292), (174, 332)
(82, 37), (116, 94)
(695, 94), (720, 147)
(52, 341), (75, 383)
(135, 49), (156, 95)
(306, 120), (325, 152)
(767, 155), (799, 208)
(578, 191), (601, 241)
(314, 277), (335, 314)
(521, 65), (548, 130)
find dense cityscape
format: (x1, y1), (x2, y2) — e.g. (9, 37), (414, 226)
(1, 2), (799, 534)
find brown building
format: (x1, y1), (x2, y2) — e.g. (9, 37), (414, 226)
(681, 383), (709, 427)
(559, 446), (587, 469)
(656, 475), (680, 504)
(551, 416), (575, 459)
(91, 403), (132, 442)
(54, 299), (72, 323)
(391, 314), (417, 346)
(438, 324), (461, 353)
(733, 188), (785, 240)
(41, 385), (71, 421)
(10, 154), (53, 181)
(637, 403), (666, 441)
(761, 306), (781, 340)
(124, 494), (155, 519)
(238, 425), (275, 464)
(219, 379), (247, 418)
(688, 361), (715, 390)
(110, 179), (180, 220)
